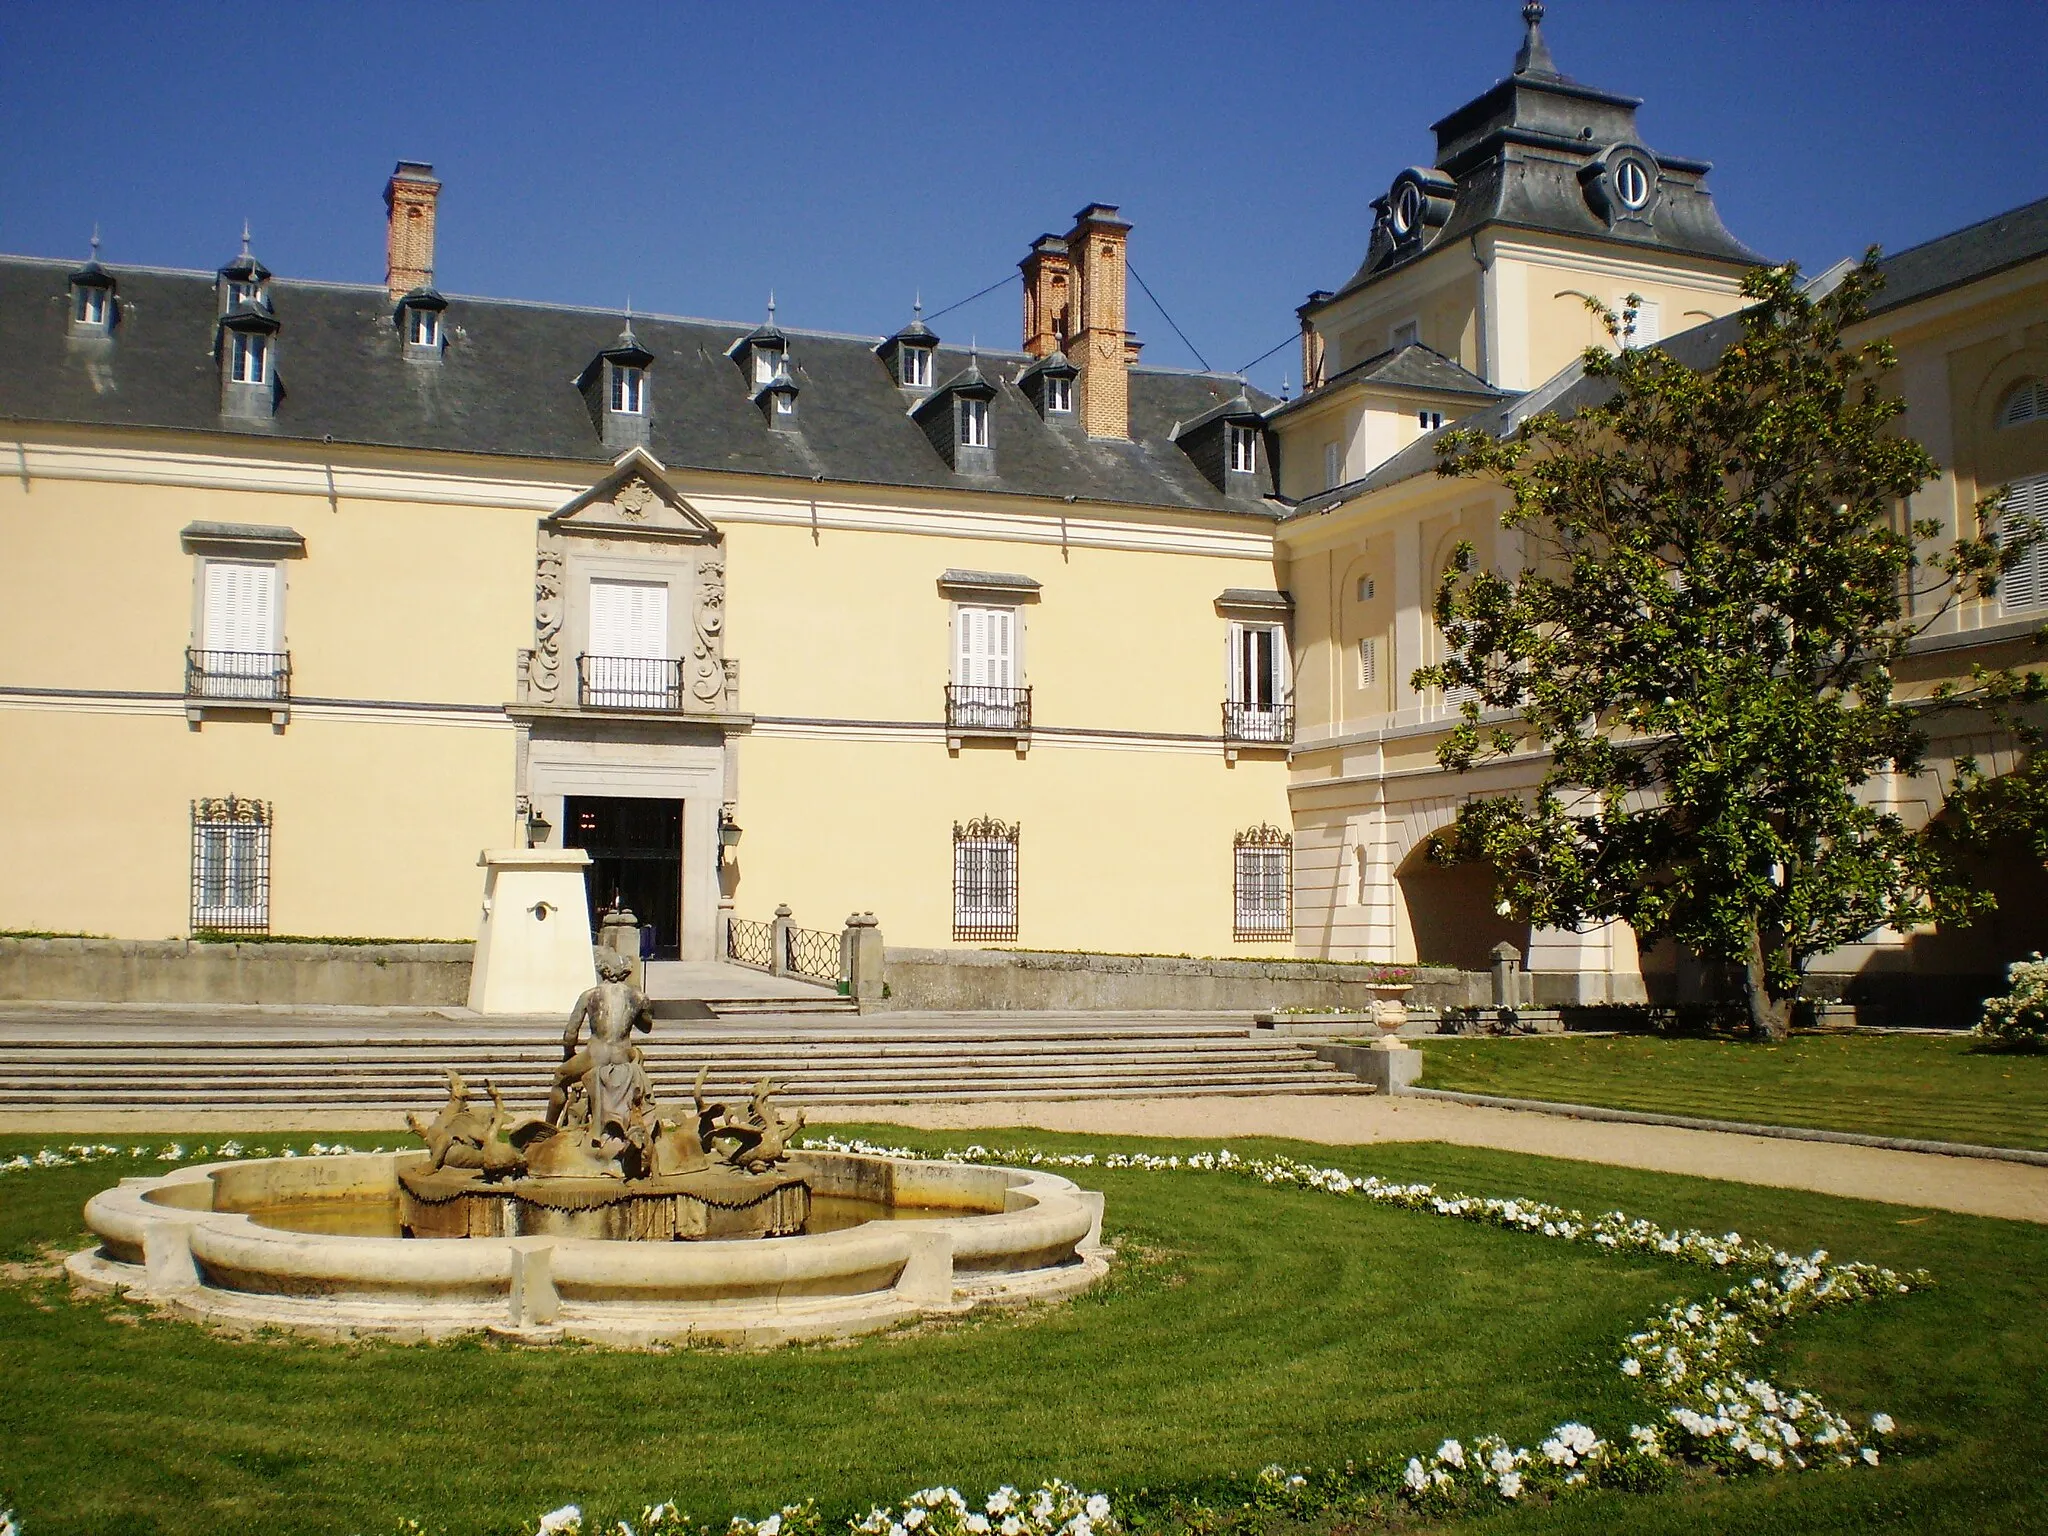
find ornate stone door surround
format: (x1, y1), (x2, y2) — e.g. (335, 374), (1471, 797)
(507, 449), (752, 962)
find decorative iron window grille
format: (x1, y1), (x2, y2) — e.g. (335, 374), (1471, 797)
(953, 817), (1020, 942)
(191, 796), (271, 936)
(1222, 698), (1294, 744)
(946, 684), (1031, 734)
(726, 915), (775, 970)
(578, 654), (684, 710)
(786, 923), (843, 984)
(1233, 822), (1292, 941)
(186, 647), (291, 703)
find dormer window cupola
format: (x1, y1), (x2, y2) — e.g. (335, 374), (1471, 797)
(68, 237), (117, 336)
(218, 303), (281, 422)
(394, 286), (447, 360)
(911, 354), (998, 474)
(216, 225), (272, 316)
(577, 324), (655, 450)
(1172, 393), (1267, 494)
(1017, 350), (1079, 421)
(729, 296), (789, 390)
(877, 299), (940, 391)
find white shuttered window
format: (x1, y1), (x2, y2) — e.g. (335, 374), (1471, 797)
(2000, 475), (2048, 614)
(952, 605), (1021, 729)
(586, 579), (672, 707)
(197, 561), (282, 697)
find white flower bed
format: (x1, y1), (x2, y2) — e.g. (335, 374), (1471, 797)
(2, 1135), (1922, 1531)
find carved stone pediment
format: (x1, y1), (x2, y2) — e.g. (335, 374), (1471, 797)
(545, 447), (721, 544)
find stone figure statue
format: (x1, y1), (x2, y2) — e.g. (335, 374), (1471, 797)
(549, 951), (658, 1147)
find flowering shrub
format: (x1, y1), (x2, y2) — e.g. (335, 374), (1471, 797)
(0, 1141), (373, 1177)
(1976, 954), (2048, 1051)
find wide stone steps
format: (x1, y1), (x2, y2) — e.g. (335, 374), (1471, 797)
(0, 1017), (1367, 1109)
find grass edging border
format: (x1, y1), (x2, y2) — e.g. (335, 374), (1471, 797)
(1400, 1086), (2048, 1166)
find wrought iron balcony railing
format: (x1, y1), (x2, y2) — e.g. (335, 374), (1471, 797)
(186, 648), (291, 703)
(578, 654), (684, 711)
(946, 684), (1031, 734)
(1222, 698), (1294, 745)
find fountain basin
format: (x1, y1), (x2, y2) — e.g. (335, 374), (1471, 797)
(68, 1149), (1108, 1347)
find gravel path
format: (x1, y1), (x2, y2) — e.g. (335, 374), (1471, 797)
(9, 1093), (2044, 1223)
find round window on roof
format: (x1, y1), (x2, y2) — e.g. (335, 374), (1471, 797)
(1614, 158), (1653, 210)
(1390, 180), (1424, 238)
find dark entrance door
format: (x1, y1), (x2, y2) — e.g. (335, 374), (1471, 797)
(563, 796), (683, 959)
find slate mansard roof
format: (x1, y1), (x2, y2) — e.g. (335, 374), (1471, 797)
(0, 257), (1279, 517)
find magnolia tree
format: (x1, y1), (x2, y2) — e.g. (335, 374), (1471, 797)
(1416, 256), (2041, 1042)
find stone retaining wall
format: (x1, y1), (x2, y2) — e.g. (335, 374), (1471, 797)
(880, 947), (1478, 1013)
(0, 937), (474, 1007)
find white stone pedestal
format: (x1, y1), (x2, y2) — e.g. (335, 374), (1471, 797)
(467, 849), (597, 1016)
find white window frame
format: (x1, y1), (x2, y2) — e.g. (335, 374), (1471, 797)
(959, 396), (990, 448)
(610, 364), (645, 415)
(584, 576), (672, 706)
(1999, 474), (2048, 614)
(229, 330), (269, 384)
(903, 346), (933, 389)
(1417, 410), (1443, 431)
(1226, 620), (1290, 740)
(406, 306), (439, 347)
(192, 558), (285, 700)
(76, 286), (108, 327)
(1615, 159), (1652, 210)
(228, 279), (262, 310)
(1045, 375), (1072, 413)
(754, 348), (781, 386)
(773, 389), (794, 415)
(1227, 423), (1258, 474)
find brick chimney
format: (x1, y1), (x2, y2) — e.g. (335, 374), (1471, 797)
(1019, 235), (1072, 359)
(384, 161), (441, 297)
(1067, 204), (1133, 439)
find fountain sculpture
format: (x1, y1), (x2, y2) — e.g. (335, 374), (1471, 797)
(400, 954), (811, 1240)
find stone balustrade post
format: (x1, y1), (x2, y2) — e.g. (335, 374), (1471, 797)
(844, 911), (885, 1012)
(770, 904), (794, 978)
(1490, 941), (1525, 1010)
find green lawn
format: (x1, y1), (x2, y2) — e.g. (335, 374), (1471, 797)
(1414, 1032), (2048, 1150)
(0, 1128), (2043, 1535)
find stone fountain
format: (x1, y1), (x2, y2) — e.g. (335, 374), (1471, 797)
(68, 953), (1109, 1346)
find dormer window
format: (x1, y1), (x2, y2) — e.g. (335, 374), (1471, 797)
(68, 249), (116, 336)
(1227, 423), (1258, 474)
(1017, 349), (1078, 421)
(394, 288), (447, 362)
(229, 280), (262, 310)
(910, 356), (996, 471)
(904, 346), (933, 389)
(960, 397), (990, 448)
(611, 364), (646, 415)
(578, 327), (655, 449)
(1045, 376), (1072, 413)
(407, 306), (439, 347)
(217, 229), (273, 317)
(774, 390), (794, 416)
(753, 349), (779, 387)
(231, 331), (270, 384)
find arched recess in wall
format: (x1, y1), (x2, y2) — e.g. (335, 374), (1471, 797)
(1394, 836), (1529, 972)
(1900, 783), (2048, 985)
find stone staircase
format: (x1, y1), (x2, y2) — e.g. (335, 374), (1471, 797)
(0, 1011), (1368, 1112)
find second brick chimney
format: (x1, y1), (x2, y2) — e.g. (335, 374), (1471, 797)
(384, 161), (441, 297)
(1023, 204), (1137, 439)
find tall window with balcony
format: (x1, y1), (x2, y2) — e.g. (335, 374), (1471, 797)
(191, 796), (271, 936)
(582, 578), (676, 708)
(949, 604), (1026, 732)
(1224, 621), (1290, 743)
(1233, 823), (1292, 942)
(189, 560), (288, 701)
(953, 817), (1020, 942)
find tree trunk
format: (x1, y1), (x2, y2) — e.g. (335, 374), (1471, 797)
(1741, 919), (1793, 1043)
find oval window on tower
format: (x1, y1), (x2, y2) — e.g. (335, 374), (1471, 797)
(1390, 180), (1424, 238)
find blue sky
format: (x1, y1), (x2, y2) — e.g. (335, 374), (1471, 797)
(3, 1), (2043, 398)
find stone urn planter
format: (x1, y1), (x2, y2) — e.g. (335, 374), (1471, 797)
(1367, 984), (1414, 1041)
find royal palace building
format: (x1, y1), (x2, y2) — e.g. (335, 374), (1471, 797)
(5, 6), (2046, 1002)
